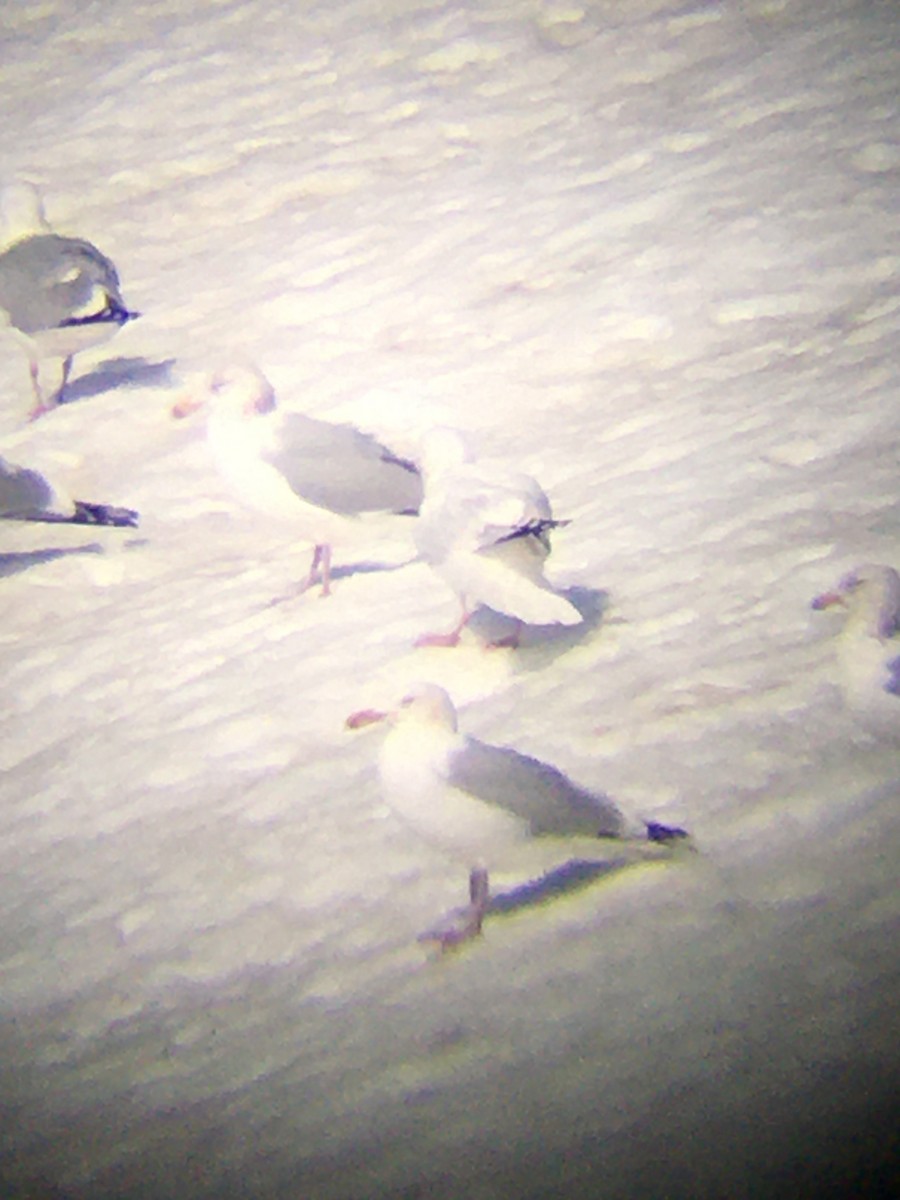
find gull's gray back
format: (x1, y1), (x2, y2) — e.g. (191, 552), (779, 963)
(262, 413), (423, 516)
(449, 737), (625, 839)
(0, 234), (121, 333)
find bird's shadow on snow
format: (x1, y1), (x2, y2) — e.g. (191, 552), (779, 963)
(254, 556), (418, 610)
(330, 556), (418, 583)
(488, 855), (638, 919)
(0, 544), (103, 577)
(62, 356), (177, 404)
(467, 585), (611, 667)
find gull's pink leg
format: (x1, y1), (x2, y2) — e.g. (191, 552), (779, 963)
(264, 544), (332, 608)
(27, 355), (71, 421)
(466, 866), (490, 934)
(419, 867), (490, 951)
(317, 544), (333, 597)
(302, 544), (324, 593)
(58, 355), (73, 402)
(27, 359), (52, 421)
(415, 602), (472, 649)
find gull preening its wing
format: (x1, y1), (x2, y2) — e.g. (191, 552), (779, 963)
(0, 454), (138, 527)
(349, 682), (688, 947)
(413, 427), (581, 647)
(0, 182), (139, 419)
(173, 364), (422, 597)
(812, 563), (900, 726)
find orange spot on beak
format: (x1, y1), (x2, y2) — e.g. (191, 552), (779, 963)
(811, 590), (847, 611)
(171, 394), (206, 420)
(345, 708), (388, 730)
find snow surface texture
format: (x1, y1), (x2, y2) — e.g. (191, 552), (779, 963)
(1, 2), (898, 1198)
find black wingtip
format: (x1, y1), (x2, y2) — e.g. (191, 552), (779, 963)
(380, 448), (420, 477)
(494, 517), (572, 546)
(59, 301), (140, 329)
(645, 820), (690, 843)
(70, 501), (140, 528)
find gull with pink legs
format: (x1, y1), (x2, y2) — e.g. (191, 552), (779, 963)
(0, 182), (139, 419)
(413, 428), (581, 648)
(348, 683), (688, 948)
(173, 364), (422, 599)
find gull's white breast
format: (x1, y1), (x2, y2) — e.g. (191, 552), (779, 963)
(378, 727), (530, 862)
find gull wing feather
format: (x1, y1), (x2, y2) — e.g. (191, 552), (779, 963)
(0, 455), (58, 515)
(262, 413), (422, 516)
(447, 736), (625, 839)
(417, 468), (557, 560)
(0, 234), (124, 334)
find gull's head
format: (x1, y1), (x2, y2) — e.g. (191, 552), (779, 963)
(418, 427), (471, 480)
(0, 181), (50, 248)
(345, 684), (460, 734)
(172, 364), (276, 421)
(812, 563), (900, 639)
(393, 682), (459, 734)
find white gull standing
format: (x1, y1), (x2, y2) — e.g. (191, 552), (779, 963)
(413, 427), (581, 647)
(173, 364), (423, 597)
(0, 182), (139, 419)
(811, 563), (900, 729)
(0, 453), (138, 527)
(348, 683), (688, 947)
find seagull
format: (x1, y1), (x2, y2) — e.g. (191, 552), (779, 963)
(173, 364), (423, 597)
(348, 683), (688, 947)
(0, 454), (138, 527)
(811, 563), (900, 722)
(413, 427), (581, 647)
(0, 182), (139, 419)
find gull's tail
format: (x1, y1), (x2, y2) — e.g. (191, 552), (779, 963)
(488, 580), (582, 627)
(645, 820), (690, 843)
(19, 501), (140, 528)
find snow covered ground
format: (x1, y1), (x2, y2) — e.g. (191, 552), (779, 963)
(1, 1), (898, 1196)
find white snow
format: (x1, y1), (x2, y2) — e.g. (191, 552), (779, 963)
(1, 1), (898, 1198)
